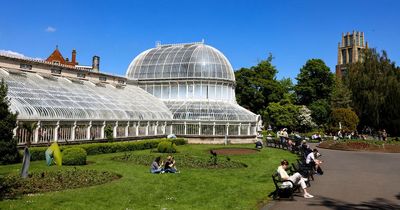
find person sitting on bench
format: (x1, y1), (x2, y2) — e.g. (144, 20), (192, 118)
(306, 149), (323, 174)
(277, 160), (314, 198)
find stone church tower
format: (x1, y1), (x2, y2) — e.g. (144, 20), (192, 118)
(336, 31), (368, 77)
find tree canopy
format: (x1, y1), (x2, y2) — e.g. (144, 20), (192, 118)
(295, 59), (334, 105)
(235, 55), (285, 115)
(346, 48), (400, 135)
(0, 79), (20, 164)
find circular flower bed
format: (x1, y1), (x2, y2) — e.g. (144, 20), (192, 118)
(318, 140), (400, 153)
(113, 153), (247, 169)
(211, 148), (259, 155)
(0, 168), (121, 199)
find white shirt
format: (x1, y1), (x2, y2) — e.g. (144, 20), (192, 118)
(277, 165), (292, 188)
(306, 152), (315, 164)
(277, 166), (289, 180)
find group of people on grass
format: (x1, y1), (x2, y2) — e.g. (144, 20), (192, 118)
(277, 141), (323, 199)
(150, 155), (179, 174)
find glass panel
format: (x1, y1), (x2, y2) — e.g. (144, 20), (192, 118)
(187, 83), (194, 99)
(170, 83), (178, 99)
(178, 83), (187, 99)
(162, 85), (170, 100)
(201, 83), (208, 99)
(154, 85), (161, 98)
(194, 83), (202, 99)
(209, 84), (216, 99)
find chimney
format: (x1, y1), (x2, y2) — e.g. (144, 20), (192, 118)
(92, 56), (100, 72)
(72, 49), (76, 65)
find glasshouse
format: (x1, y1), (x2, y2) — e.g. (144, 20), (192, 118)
(0, 42), (260, 145)
(126, 41), (260, 141)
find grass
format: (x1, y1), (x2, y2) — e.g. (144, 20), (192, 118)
(0, 144), (297, 210)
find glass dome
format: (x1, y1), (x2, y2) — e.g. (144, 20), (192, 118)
(126, 42), (235, 82)
(0, 67), (172, 121)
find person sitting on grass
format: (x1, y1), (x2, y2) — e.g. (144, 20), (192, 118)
(164, 155), (179, 173)
(150, 156), (164, 174)
(277, 160), (314, 198)
(255, 140), (263, 149)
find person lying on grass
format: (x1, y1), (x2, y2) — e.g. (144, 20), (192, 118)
(277, 160), (314, 198)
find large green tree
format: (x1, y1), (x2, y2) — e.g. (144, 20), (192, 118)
(346, 49), (400, 135)
(308, 99), (330, 127)
(331, 76), (352, 109)
(235, 55), (285, 114)
(295, 59), (334, 105)
(263, 99), (299, 130)
(0, 79), (19, 164)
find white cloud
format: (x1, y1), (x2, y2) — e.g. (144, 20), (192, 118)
(45, 26), (56, 32)
(0, 50), (43, 60)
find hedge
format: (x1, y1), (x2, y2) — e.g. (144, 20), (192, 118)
(62, 147), (87, 165)
(20, 138), (187, 161)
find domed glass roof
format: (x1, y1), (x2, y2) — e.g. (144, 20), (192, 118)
(126, 43), (235, 82)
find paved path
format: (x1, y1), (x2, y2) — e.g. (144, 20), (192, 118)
(263, 146), (400, 210)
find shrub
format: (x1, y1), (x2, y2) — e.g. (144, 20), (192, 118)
(28, 147), (48, 161)
(329, 108), (359, 132)
(62, 147), (87, 165)
(157, 141), (177, 153)
(104, 124), (114, 142)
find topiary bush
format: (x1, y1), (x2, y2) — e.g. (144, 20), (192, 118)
(157, 141), (177, 153)
(62, 147), (87, 165)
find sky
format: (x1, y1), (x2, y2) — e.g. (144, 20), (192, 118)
(1, 0), (399, 81)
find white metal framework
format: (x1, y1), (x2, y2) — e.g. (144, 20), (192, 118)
(0, 42), (259, 145)
(126, 42), (259, 138)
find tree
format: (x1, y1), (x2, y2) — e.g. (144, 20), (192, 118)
(329, 108), (359, 133)
(295, 59), (334, 105)
(331, 76), (352, 109)
(235, 54), (285, 115)
(297, 105), (316, 132)
(308, 99), (330, 127)
(263, 99), (299, 130)
(346, 48), (400, 135)
(0, 79), (19, 164)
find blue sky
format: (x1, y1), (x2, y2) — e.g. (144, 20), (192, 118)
(1, 0), (399, 80)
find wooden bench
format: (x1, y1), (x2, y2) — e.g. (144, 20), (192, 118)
(265, 136), (275, 147)
(271, 173), (299, 200)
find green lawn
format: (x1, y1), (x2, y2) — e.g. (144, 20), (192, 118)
(0, 144), (297, 210)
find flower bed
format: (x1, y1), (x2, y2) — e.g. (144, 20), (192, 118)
(0, 168), (121, 199)
(318, 140), (400, 153)
(113, 153), (247, 169)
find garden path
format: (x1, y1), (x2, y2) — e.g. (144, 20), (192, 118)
(263, 145), (400, 210)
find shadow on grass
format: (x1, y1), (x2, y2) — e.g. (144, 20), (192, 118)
(308, 196), (400, 210)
